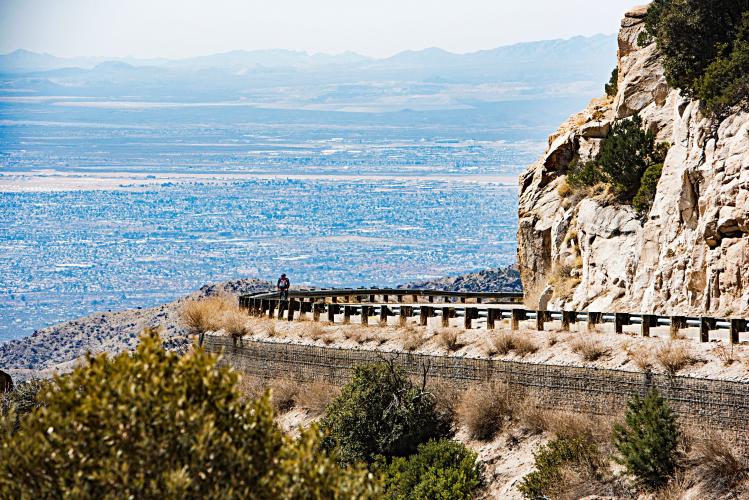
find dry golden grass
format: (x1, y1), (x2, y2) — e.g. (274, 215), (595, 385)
(546, 332), (560, 347)
(690, 431), (748, 495)
(429, 381), (460, 426)
(456, 382), (513, 441)
(180, 294), (237, 334)
(653, 473), (694, 500)
(571, 335), (608, 361)
(265, 321), (278, 337)
(436, 328), (461, 352)
(712, 344), (737, 366)
(401, 328), (425, 352)
(549, 264), (581, 302)
(557, 179), (572, 197)
(626, 343), (653, 371)
(515, 396), (548, 435)
(222, 310), (250, 339)
(268, 378), (299, 413)
(305, 322), (326, 341)
(321, 334), (336, 345)
(236, 374), (267, 403)
(656, 342), (696, 375)
(296, 380), (340, 416)
(487, 331), (538, 357)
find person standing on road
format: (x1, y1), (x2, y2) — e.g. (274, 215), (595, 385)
(277, 273), (290, 301)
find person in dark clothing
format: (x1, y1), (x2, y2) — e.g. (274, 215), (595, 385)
(277, 273), (290, 301)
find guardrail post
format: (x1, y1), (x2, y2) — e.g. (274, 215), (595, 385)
(535, 310), (545, 331)
(411, 294), (418, 303)
(327, 304), (336, 323)
(561, 311), (574, 331)
(267, 300), (276, 319)
(383, 294), (389, 303)
(476, 297), (482, 304)
(287, 300), (296, 321)
(464, 307), (476, 329)
(343, 306), (352, 324)
(356, 295), (363, 303)
(640, 314), (653, 337)
(332, 296), (337, 303)
(587, 312), (602, 332)
(460, 297), (466, 304)
(442, 307), (450, 327)
(361, 305), (370, 325)
(380, 306), (390, 325)
(699, 317), (712, 342)
(669, 316), (685, 339)
(428, 295), (434, 303)
(614, 313), (629, 334)
(369, 294), (375, 302)
(511, 309), (525, 330)
(420, 306), (431, 326)
(277, 300), (287, 320)
(397, 294), (403, 303)
(730, 319), (742, 345)
(400, 306), (412, 327)
(487, 309), (496, 330)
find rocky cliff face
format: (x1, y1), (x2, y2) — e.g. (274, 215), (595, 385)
(517, 5), (749, 315)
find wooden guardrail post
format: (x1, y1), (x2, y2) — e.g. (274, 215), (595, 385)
(383, 294), (389, 303)
(343, 306), (352, 324)
(369, 294), (375, 302)
(669, 316), (686, 339)
(420, 306), (430, 326)
(441, 307), (450, 327)
(535, 310), (545, 331)
(460, 297), (466, 304)
(287, 299), (296, 321)
(730, 319), (743, 345)
(464, 307), (476, 329)
(487, 309), (496, 330)
(614, 313), (629, 334)
(561, 311), (574, 331)
(411, 294), (418, 303)
(587, 312), (602, 332)
(380, 306), (390, 325)
(699, 317), (713, 342)
(511, 309), (525, 331)
(640, 314), (653, 337)
(327, 304), (337, 323)
(400, 306), (412, 327)
(476, 297), (482, 304)
(267, 300), (276, 319)
(312, 303), (322, 322)
(361, 305), (370, 325)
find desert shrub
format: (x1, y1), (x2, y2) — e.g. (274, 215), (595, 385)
(0, 378), (48, 435)
(655, 342), (695, 375)
(613, 389), (680, 489)
(632, 162), (663, 214)
(296, 380), (341, 416)
(488, 331), (538, 357)
(691, 431), (748, 494)
(222, 309), (250, 339)
(306, 322), (326, 340)
(321, 362), (450, 464)
(269, 377), (299, 413)
(605, 67), (619, 97)
(627, 344), (654, 371)
(428, 382), (460, 426)
(436, 328), (461, 351)
(381, 439), (483, 500)
(644, 0), (749, 113)
(401, 329), (425, 351)
(567, 158), (606, 188)
(180, 295), (236, 334)
(518, 436), (607, 498)
(571, 336), (608, 361)
(456, 382), (513, 440)
(0, 328), (379, 498)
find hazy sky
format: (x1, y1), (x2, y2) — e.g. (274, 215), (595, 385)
(0, 0), (641, 59)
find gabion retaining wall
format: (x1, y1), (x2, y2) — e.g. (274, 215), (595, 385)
(206, 335), (749, 444)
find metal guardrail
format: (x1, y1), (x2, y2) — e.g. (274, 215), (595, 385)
(238, 288), (748, 344)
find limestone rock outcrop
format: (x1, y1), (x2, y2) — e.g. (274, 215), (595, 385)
(517, 5), (749, 316)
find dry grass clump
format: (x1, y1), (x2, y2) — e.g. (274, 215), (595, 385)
(305, 322), (326, 341)
(343, 326), (368, 344)
(429, 382), (460, 426)
(626, 343), (653, 371)
(690, 431), (748, 495)
(265, 321), (278, 337)
(236, 374), (268, 403)
(296, 380), (340, 416)
(653, 473), (694, 500)
(436, 328), (461, 352)
(487, 331), (538, 357)
(655, 342), (696, 375)
(180, 295), (237, 334)
(712, 344), (738, 366)
(546, 332), (559, 347)
(570, 336), (608, 361)
(515, 396), (548, 435)
(401, 328), (425, 352)
(321, 334), (336, 345)
(268, 378), (299, 413)
(456, 382), (514, 441)
(222, 310), (250, 339)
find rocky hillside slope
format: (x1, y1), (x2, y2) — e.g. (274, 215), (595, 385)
(0, 279), (271, 379)
(518, 5), (748, 315)
(398, 264), (521, 293)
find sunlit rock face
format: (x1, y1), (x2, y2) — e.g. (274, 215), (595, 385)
(517, 5), (749, 315)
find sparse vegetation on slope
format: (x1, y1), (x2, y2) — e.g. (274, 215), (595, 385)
(0, 328), (379, 498)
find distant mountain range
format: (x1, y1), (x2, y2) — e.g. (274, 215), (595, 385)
(0, 34), (616, 74)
